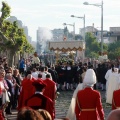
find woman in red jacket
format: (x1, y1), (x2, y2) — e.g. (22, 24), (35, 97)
(75, 69), (104, 120)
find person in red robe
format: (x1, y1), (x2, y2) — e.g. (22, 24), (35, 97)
(43, 74), (57, 101)
(43, 74), (57, 119)
(0, 110), (4, 120)
(18, 71), (36, 110)
(112, 89), (120, 110)
(75, 69), (104, 120)
(25, 79), (54, 120)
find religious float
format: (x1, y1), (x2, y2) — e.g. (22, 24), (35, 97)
(98, 51), (109, 63)
(49, 40), (85, 65)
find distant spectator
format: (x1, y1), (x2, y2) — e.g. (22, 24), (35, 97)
(44, 66), (52, 80)
(13, 69), (22, 109)
(51, 66), (58, 83)
(37, 74), (44, 81)
(6, 67), (13, 74)
(40, 67), (46, 80)
(19, 58), (25, 75)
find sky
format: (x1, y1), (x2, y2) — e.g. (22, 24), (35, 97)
(1, 0), (120, 41)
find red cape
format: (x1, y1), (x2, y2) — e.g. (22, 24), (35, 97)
(112, 89), (120, 110)
(43, 78), (56, 119)
(43, 78), (56, 101)
(17, 77), (36, 110)
(25, 93), (54, 120)
(0, 110), (4, 120)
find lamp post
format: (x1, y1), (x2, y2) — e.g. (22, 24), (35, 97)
(83, 1), (103, 53)
(71, 15), (85, 61)
(63, 23), (75, 40)
(71, 14), (85, 42)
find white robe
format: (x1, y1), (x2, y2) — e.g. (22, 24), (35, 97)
(32, 72), (38, 79)
(66, 83), (83, 120)
(105, 69), (112, 81)
(105, 69), (113, 91)
(106, 72), (120, 104)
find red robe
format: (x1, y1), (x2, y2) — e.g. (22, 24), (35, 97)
(18, 77), (36, 110)
(0, 110), (4, 120)
(112, 89), (120, 110)
(43, 78), (56, 101)
(43, 78), (56, 118)
(75, 87), (104, 120)
(25, 93), (54, 120)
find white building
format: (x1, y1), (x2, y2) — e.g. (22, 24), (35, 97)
(108, 27), (120, 43)
(52, 28), (64, 41)
(80, 25), (109, 43)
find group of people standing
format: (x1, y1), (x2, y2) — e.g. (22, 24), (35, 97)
(1, 54), (120, 120)
(66, 62), (120, 120)
(0, 56), (57, 120)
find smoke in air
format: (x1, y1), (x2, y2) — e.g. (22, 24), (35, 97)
(38, 27), (53, 50)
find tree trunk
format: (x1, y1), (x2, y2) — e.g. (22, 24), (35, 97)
(8, 50), (15, 67)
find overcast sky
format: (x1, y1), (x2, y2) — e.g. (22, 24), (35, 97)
(1, 0), (120, 41)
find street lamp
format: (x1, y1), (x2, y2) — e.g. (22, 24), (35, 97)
(83, 0), (103, 53)
(63, 23), (75, 40)
(71, 14), (85, 42)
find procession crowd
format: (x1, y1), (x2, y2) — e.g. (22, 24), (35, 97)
(0, 55), (120, 120)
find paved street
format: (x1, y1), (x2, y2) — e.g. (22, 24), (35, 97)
(6, 90), (111, 120)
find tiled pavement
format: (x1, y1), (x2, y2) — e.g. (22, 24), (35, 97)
(6, 90), (111, 120)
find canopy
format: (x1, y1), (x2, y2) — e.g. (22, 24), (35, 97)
(49, 40), (85, 52)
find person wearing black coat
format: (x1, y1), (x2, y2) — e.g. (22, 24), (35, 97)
(13, 69), (22, 109)
(5, 73), (16, 114)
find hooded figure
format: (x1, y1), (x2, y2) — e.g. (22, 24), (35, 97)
(75, 69), (104, 120)
(66, 69), (97, 120)
(17, 71), (36, 110)
(25, 79), (54, 120)
(83, 69), (96, 87)
(106, 67), (120, 104)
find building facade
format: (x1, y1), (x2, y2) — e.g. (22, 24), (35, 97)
(52, 28), (64, 41)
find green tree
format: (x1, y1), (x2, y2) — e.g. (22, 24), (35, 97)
(108, 41), (120, 60)
(0, 1), (34, 66)
(85, 32), (108, 58)
(108, 41), (120, 51)
(85, 32), (100, 57)
(0, 1), (10, 28)
(75, 34), (82, 40)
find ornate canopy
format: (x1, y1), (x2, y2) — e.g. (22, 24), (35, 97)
(49, 40), (85, 52)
